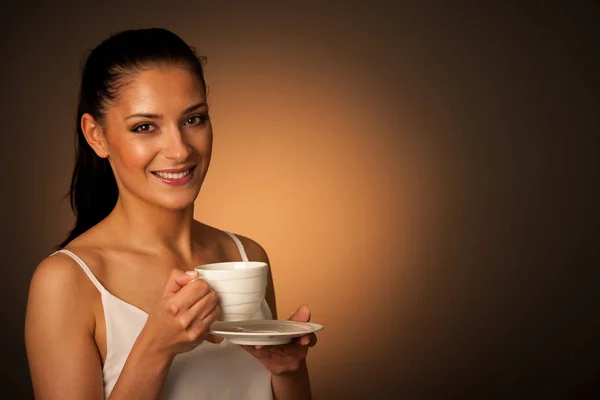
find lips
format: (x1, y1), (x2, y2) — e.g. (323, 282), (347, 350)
(152, 164), (195, 173)
(151, 165), (197, 185)
(153, 168), (193, 179)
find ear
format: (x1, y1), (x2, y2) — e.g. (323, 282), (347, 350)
(81, 113), (109, 158)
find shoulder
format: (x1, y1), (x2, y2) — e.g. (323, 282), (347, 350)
(27, 251), (98, 329)
(233, 233), (270, 263)
(26, 251), (104, 397)
(194, 220), (270, 263)
(30, 252), (89, 296)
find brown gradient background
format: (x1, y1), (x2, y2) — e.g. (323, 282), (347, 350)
(1, 1), (598, 398)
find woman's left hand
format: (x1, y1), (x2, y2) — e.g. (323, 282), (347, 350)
(240, 305), (317, 376)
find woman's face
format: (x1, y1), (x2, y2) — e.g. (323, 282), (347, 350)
(100, 65), (212, 210)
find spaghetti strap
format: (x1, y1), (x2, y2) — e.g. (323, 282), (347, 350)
(52, 249), (107, 294)
(225, 231), (249, 262)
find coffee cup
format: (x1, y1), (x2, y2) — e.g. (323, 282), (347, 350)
(194, 261), (268, 321)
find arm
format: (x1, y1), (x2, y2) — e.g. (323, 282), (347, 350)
(106, 334), (173, 399)
(25, 256), (171, 400)
(25, 256), (105, 399)
(239, 237), (313, 400)
(26, 257), (215, 400)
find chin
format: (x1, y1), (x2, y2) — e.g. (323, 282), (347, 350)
(154, 191), (200, 211)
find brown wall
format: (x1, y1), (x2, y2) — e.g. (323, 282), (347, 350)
(1, 1), (598, 398)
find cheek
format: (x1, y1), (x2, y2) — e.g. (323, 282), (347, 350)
(112, 138), (156, 173)
(198, 129), (213, 156)
(185, 130), (213, 160)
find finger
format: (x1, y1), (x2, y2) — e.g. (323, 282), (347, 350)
(188, 290), (219, 321)
(251, 343), (305, 360)
(255, 344), (285, 354)
(206, 333), (224, 344)
(294, 333), (317, 347)
(255, 341), (297, 352)
(162, 269), (199, 297)
(289, 304), (311, 322)
(169, 278), (213, 310)
(278, 343), (307, 359)
(269, 344), (298, 353)
(241, 346), (273, 360)
(186, 304), (220, 341)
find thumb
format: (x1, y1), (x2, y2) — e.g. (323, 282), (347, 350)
(289, 305), (311, 322)
(162, 269), (199, 297)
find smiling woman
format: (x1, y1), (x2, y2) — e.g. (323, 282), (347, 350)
(24, 28), (315, 400)
(80, 65), (212, 213)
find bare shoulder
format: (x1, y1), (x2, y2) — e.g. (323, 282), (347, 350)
(194, 221), (270, 263)
(27, 226), (110, 327)
(27, 251), (97, 325)
(233, 233), (270, 263)
(26, 251), (104, 398)
(31, 252), (87, 298)
(229, 233), (278, 318)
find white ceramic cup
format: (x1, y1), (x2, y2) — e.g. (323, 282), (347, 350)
(195, 261), (268, 321)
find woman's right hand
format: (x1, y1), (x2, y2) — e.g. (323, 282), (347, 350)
(140, 269), (220, 358)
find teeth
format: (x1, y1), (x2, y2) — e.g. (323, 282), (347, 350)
(155, 169), (191, 179)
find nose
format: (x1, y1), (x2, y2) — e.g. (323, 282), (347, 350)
(162, 127), (191, 162)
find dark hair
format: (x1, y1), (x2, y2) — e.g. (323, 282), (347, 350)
(59, 28), (207, 248)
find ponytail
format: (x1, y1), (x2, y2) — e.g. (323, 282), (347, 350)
(59, 122), (118, 248)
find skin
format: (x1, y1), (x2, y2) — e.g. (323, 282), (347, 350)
(24, 65), (316, 399)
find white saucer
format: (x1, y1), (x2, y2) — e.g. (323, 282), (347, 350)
(209, 319), (323, 346)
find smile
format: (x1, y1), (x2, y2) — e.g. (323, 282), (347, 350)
(155, 169), (191, 179)
(151, 166), (196, 185)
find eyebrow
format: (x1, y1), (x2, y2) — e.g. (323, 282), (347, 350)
(124, 102), (207, 121)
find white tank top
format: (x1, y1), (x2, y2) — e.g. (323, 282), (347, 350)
(53, 232), (273, 399)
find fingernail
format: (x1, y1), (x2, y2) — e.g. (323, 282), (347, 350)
(255, 345), (262, 350)
(186, 271), (199, 276)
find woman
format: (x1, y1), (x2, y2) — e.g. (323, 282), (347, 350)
(25, 28), (316, 399)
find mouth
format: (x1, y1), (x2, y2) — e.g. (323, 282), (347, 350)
(151, 165), (197, 185)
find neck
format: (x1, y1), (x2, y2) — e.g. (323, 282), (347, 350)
(108, 195), (197, 260)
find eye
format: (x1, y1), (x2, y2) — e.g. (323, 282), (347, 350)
(184, 115), (208, 126)
(132, 123), (156, 133)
